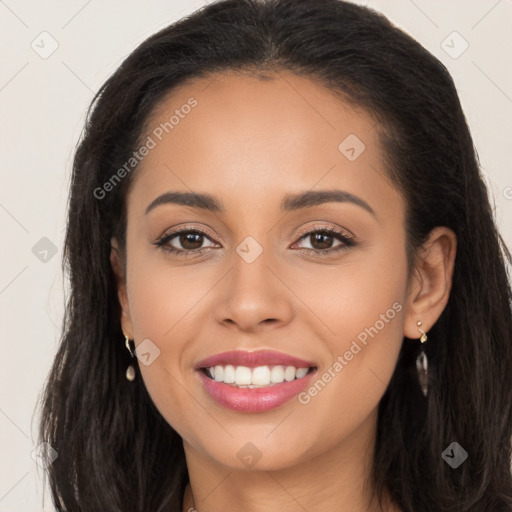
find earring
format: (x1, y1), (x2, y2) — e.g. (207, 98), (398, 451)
(124, 335), (136, 382)
(415, 321), (428, 397)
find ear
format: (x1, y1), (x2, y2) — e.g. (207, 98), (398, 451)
(110, 238), (133, 339)
(403, 226), (457, 339)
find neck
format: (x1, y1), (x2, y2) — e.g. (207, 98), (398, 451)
(181, 409), (400, 512)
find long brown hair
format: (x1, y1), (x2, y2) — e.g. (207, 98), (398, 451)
(38, 1), (512, 510)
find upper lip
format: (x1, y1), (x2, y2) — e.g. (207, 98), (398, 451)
(195, 350), (316, 369)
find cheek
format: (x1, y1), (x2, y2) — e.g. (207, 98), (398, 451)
(289, 233), (408, 348)
(124, 251), (217, 435)
(291, 241), (408, 438)
(126, 249), (212, 342)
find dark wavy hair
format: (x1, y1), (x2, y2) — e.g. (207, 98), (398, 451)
(37, 0), (512, 510)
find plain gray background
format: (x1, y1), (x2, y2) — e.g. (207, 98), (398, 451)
(1, 1), (511, 510)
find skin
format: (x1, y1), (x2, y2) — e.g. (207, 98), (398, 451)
(111, 70), (457, 512)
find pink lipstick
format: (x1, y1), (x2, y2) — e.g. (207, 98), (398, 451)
(196, 350), (317, 413)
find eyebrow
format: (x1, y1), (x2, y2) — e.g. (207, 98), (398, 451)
(145, 189), (376, 217)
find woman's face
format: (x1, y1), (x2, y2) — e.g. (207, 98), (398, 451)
(115, 70), (414, 471)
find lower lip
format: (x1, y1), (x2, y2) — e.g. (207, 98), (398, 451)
(197, 369), (316, 413)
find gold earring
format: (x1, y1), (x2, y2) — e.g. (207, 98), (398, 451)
(124, 335), (136, 381)
(416, 321), (428, 397)
(417, 321), (428, 343)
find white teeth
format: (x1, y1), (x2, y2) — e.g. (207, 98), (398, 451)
(223, 364), (235, 383)
(270, 365), (285, 383)
(235, 366), (252, 385)
(296, 367), (309, 378)
(252, 366), (271, 386)
(206, 364), (311, 387)
(284, 366), (296, 382)
(214, 365), (224, 382)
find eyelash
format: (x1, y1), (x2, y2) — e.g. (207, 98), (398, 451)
(154, 225), (355, 257)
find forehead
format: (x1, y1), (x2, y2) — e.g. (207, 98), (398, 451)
(128, 70), (401, 220)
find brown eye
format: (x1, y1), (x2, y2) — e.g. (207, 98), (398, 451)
(177, 232), (204, 250)
(309, 232), (335, 250)
(293, 227), (355, 255)
(155, 228), (218, 255)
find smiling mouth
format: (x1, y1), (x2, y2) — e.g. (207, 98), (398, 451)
(201, 364), (316, 388)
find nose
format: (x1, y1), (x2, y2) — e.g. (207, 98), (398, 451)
(214, 244), (294, 333)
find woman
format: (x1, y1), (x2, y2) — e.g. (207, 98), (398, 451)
(38, 0), (512, 510)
